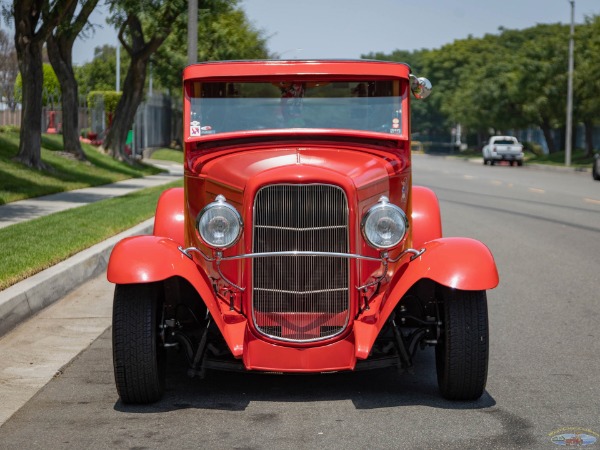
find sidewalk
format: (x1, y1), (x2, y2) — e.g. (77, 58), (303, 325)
(0, 158), (183, 336)
(0, 159), (183, 229)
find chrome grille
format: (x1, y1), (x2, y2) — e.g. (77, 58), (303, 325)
(252, 184), (350, 342)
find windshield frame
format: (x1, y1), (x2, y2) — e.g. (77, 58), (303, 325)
(184, 74), (410, 143)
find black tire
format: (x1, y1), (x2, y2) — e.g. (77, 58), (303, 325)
(112, 283), (166, 404)
(435, 288), (489, 401)
(593, 157), (600, 181)
(517, 160), (523, 167)
(509, 160), (515, 166)
(490, 160), (496, 166)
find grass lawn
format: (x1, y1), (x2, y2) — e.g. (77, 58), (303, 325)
(0, 127), (162, 205)
(525, 149), (595, 167)
(0, 126), (184, 290)
(453, 147), (595, 168)
(0, 179), (183, 291)
(149, 148), (184, 163)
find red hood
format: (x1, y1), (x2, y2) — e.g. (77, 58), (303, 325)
(194, 146), (404, 192)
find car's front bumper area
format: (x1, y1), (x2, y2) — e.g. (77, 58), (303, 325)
(489, 152), (524, 161)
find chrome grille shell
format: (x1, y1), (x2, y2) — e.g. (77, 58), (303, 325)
(252, 184), (350, 343)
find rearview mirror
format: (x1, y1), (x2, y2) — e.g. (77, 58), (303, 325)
(410, 75), (432, 100)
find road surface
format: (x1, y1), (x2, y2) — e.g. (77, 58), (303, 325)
(0, 154), (598, 449)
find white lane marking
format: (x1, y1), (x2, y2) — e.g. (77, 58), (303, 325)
(528, 188), (545, 194)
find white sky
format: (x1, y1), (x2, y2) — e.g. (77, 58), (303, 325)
(64, 0), (600, 64)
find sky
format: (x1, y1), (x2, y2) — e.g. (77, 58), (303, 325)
(67, 0), (600, 65)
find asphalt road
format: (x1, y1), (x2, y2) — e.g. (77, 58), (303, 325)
(0, 154), (599, 449)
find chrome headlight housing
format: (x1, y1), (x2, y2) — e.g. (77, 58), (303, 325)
(361, 196), (408, 250)
(196, 195), (243, 250)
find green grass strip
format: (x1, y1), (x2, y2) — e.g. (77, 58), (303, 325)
(149, 148), (184, 163)
(0, 179), (183, 291)
(0, 129), (162, 205)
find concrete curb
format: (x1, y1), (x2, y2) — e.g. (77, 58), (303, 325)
(0, 218), (154, 337)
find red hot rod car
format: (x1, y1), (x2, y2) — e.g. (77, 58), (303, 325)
(107, 60), (499, 404)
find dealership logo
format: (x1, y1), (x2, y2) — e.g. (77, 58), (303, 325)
(549, 428), (598, 446)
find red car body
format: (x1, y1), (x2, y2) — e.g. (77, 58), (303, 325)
(108, 60), (498, 404)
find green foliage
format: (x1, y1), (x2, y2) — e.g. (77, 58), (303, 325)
(14, 64), (61, 106)
(75, 45), (130, 94)
(87, 90), (122, 126)
(522, 141), (544, 156)
(576, 16), (600, 125)
(366, 18), (600, 151)
(152, 3), (270, 94)
(87, 90), (122, 112)
(150, 148), (183, 163)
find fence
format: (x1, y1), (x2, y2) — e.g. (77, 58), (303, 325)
(2, 94), (180, 156)
(131, 94), (181, 157)
(1, 107), (89, 133)
(0, 109), (21, 128)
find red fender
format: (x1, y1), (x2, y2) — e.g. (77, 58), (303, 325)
(411, 185), (442, 247)
(107, 235), (246, 357)
(354, 237), (498, 358)
(153, 188), (185, 245)
(386, 237), (499, 294)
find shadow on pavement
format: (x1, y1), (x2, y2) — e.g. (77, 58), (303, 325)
(114, 347), (496, 414)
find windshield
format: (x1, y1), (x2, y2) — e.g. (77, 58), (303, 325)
(188, 80), (403, 136)
(494, 138), (518, 145)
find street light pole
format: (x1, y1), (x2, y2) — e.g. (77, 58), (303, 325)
(565, 0), (575, 166)
(187, 0), (198, 65)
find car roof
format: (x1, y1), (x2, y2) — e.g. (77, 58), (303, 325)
(183, 59), (412, 81)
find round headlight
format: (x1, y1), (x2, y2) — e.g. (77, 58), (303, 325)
(196, 195), (243, 249)
(361, 196), (408, 250)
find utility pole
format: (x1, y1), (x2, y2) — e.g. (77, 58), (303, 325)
(565, 0), (575, 166)
(187, 0), (198, 65)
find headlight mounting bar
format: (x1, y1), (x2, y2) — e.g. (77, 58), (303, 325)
(178, 246), (426, 292)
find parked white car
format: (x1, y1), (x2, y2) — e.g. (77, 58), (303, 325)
(482, 136), (524, 166)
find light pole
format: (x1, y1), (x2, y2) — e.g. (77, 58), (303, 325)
(188, 0), (198, 65)
(565, 0), (575, 166)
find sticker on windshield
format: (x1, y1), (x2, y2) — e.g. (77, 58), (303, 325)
(190, 120), (201, 137)
(390, 117), (401, 134)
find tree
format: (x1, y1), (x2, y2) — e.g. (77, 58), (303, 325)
(196, 8), (269, 61)
(513, 24), (570, 153)
(362, 48), (448, 141)
(576, 16), (600, 156)
(152, 4), (270, 96)
(11, 0), (77, 169)
(76, 45), (129, 94)
(0, 28), (18, 111)
(14, 63), (60, 105)
(47, 0), (99, 160)
(102, 0), (189, 160)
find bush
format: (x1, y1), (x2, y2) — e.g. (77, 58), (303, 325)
(522, 141), (544, 156)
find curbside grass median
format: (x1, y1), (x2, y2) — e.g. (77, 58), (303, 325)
(0, 179), (183, 291)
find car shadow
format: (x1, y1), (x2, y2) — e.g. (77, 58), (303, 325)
(113, 348), (496, 414)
